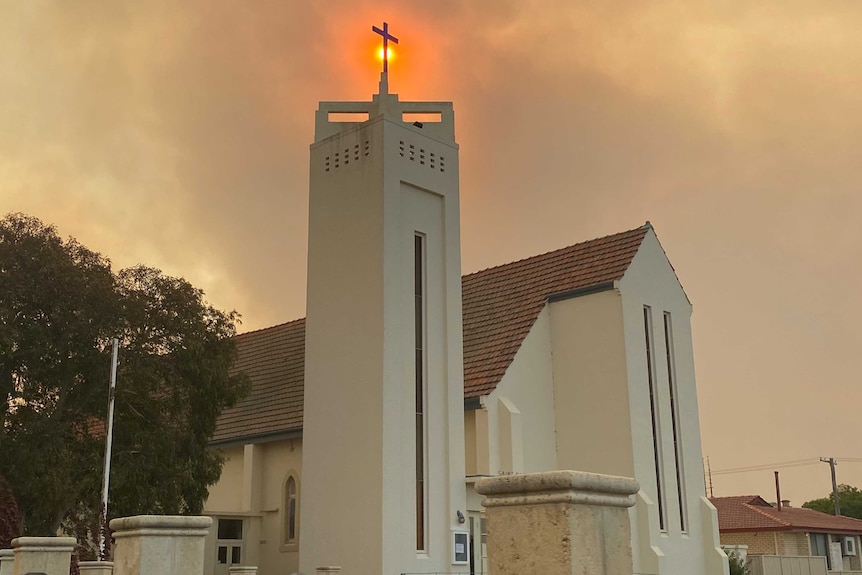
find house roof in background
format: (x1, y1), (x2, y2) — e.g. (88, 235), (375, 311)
(711, 495), (862, 534)
(213, 225), (650, 444)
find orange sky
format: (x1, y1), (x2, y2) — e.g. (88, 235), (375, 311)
(3, 0), (862, 506)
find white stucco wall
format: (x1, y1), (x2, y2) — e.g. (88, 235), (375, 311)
(549, 289), (635, 478)
(620, 228), (725, 575)
(482, 307), (557, 477)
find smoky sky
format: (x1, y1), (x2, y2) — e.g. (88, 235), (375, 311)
(4, 0), (862, 505)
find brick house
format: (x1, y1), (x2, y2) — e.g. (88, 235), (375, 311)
(712, 495), (862, 571)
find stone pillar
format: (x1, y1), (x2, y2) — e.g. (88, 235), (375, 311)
(0, 549), (13, 575)
(109, 516), (211, 575)
(78, 560), (115, 574)
(11, 537), (76, 575)
(475, 470), (639, 575)
(228, 567), (258, 574)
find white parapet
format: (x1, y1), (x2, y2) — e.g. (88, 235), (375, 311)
(316, 568), (341, 575)
(475, 470), (639, 575)
(109, 515), (212, 575)
(0, 548), (13, 575)
(11, 536), (76, 575)
(78, 560), (115, 574)
(228, 566), (258, 574)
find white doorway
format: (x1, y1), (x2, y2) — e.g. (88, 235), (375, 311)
(214, 518), (245, 575)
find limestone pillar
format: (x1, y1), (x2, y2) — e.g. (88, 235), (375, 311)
(0, 549), (13, 575)
(109, 516), (211, 575)
(11, 536), (76, 575)
(475, 470), (639, 575)
(78, 560), (114, 574)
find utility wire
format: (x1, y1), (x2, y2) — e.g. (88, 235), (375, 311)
(712, 458), (820, 476)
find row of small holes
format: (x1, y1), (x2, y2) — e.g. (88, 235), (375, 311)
(398, 141), (445, 172)
(324, 140), (371, 171)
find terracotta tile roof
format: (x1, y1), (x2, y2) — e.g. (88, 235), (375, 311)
(213, 225), (649, 443)
(711, 495), (862, 534)
(461, 225), (648, 397)
(211, 318), (305, 443)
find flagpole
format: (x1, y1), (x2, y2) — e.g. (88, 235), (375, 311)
(99, 337), (119, 560)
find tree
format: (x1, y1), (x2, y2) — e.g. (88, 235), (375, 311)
(803, 484), (862, 519)
(727, 551), (749, 575)
(0, 213), (249, 538)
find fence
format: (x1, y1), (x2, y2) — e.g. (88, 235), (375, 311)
(747, 555), (827, 575)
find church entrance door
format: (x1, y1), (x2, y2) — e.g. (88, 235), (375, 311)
(214, 518), (245, 575)
(468, 513), (487, 574)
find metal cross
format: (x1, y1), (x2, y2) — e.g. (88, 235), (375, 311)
(372, 21), (399, 74)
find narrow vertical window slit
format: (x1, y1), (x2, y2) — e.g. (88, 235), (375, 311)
(414, 234), (426, 551)
(664, 312), (686, 531)
(644, 306), (666, 531)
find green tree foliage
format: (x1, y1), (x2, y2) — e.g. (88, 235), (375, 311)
(803, 484), (862, 519)
(727, 552), (749, 575)
(0, 213), (248, 537)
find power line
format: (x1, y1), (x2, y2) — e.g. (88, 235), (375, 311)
(710, 457), (862, 477)
(712, 458), (820, 476)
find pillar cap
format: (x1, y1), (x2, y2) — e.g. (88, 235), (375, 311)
(11, 536), (77, 550)
(475, 470), (639, 508)
(109, 515), (212, 533)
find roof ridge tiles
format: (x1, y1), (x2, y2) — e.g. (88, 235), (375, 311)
(744, 501), (793, 528)
(461, 225), (648, 281)
(236, 317), (306, 339)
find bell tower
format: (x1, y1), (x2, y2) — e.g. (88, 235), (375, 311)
(300, 24), (468, 575)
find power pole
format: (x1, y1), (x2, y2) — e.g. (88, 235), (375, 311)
(707, 456), (715, 498)
(820, 457), (841, 516)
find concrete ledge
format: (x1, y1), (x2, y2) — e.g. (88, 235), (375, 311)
(110, 515), (212, 538)
(109, 515), (211, 575)
(78, 560), (115, 574)
(475, 471), (639, 575)
(11, 537), (77, 551)
(11, 537), (76, 575)
(0, 548), (13, 575)
(476, 470), (639, 508)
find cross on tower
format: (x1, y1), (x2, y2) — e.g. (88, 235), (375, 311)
(372, 21), (399, 74)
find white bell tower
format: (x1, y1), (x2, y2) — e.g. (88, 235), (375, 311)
(300, 24), (468, 575)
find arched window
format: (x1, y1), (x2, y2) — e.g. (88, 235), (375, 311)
(284, 475), (298, 545)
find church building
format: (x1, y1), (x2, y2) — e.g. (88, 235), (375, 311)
(202, 26), (727, 575)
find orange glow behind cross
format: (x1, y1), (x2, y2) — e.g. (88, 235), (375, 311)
(377, 46), (396, 63)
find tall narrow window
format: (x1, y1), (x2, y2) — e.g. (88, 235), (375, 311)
(414, 234), (426, 551)
(644, 306), (666, 531)
(287, 476), (297, 542)
(664, 312), (686, 531)
(282, 474), (298, 546)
